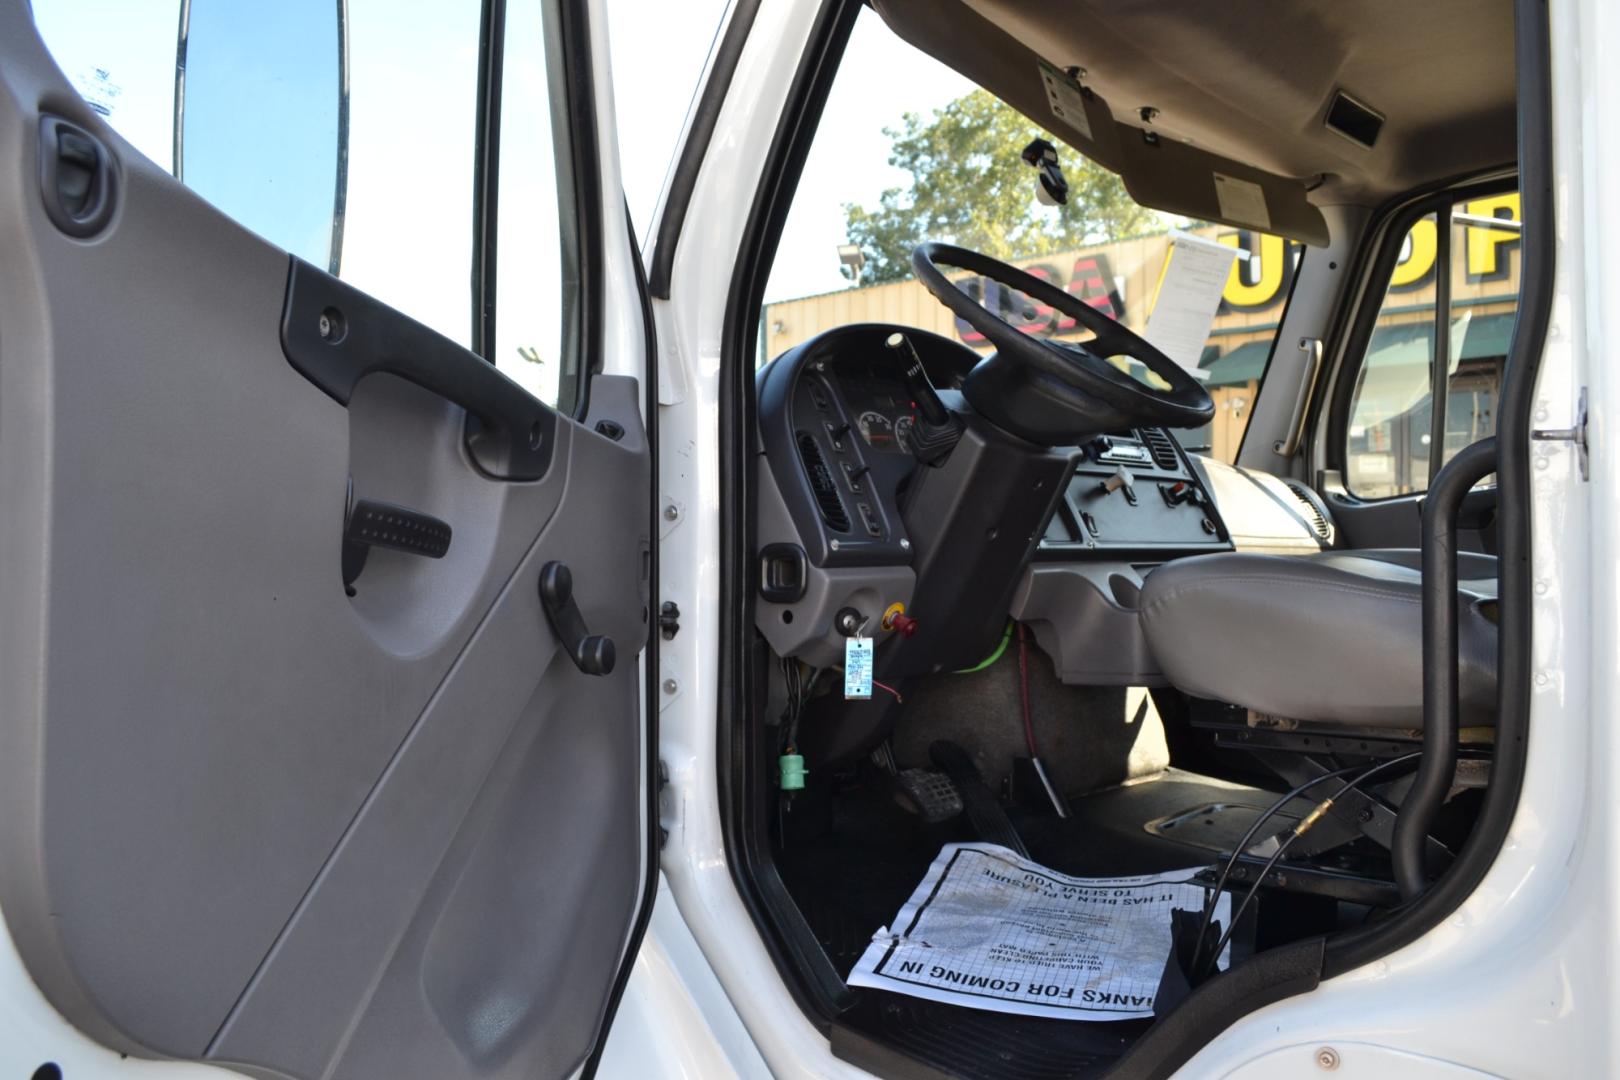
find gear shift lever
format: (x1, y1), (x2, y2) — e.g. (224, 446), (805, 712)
(886, 332), (962, 465)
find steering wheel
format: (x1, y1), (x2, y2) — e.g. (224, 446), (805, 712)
(912, 242), (1214, 444)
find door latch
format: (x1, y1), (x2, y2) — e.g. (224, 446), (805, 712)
(658, 601), (681, 640)
(539, 562), (616, 676)
(1531, 387), (1589, 481)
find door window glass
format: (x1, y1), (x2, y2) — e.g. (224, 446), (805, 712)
(1344, 193), (1519, 498)
(338, 0), (481, 345)
(606, 0), (731, 244)
(32, 0), (580, 411)
(493, 0), (570, 405)
(30, 1), (178, 179)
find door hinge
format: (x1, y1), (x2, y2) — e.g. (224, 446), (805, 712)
(659, 600), (681, 640)
(1531, 387), (1589, 480)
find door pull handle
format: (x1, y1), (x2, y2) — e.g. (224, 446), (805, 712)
(342, 497), (452, 588)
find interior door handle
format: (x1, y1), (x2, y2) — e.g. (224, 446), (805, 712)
(539, 562), (616, 676)
(39, 115), (117, 238)
(280, 258), (557, 481)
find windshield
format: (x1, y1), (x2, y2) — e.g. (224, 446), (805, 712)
(762, 7), (1305, 464)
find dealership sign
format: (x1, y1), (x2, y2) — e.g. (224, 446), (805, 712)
(953, 193), (1520, 344)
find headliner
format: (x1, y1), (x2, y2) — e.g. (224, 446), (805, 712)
(873, 0), (1517, 239)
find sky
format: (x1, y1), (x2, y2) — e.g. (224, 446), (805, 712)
(758, 11), (977, 302)
(28, 0), (990, 374)
(606, 1), (976, 303)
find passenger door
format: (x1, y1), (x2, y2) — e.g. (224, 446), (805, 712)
(1319, 186), (1520, 552)
(0, 2), (654, 1077)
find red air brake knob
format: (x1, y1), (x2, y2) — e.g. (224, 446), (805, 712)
(882, 604), (920, 638)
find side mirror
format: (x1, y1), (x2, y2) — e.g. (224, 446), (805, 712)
(177, 0), (346, 270)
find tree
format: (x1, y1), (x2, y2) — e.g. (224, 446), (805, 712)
(843, 90), (1162, 284)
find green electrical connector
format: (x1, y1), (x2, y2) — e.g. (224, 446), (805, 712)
(779, 753), (807, 791)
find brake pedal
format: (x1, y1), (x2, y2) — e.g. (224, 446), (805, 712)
(893, 768), (963, 824)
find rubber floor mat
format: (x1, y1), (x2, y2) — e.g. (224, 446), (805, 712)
(777, 768), (1287, 1079)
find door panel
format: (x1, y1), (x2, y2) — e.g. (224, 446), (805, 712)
(0, 6), (650, 1077)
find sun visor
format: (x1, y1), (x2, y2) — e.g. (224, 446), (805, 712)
(871, 0), (1331, 247)
(1113, 132), (1329, 246)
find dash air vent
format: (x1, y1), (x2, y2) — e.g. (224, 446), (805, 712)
(1137, 427), (1181, 470)
(796, 431), (850, 533)
(1282, 480), (1333, 542)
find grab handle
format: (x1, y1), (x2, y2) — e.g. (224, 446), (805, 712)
(1393, 437), (1498, 899)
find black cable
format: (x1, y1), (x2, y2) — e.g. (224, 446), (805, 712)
(780, 657), (802, 752)
(1187, 759), (1400, 977)
(781, 661), (817, 754)
(1200, 752), (1440, 979)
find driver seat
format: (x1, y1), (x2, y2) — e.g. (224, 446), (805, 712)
(1139, 549), (1499, 729)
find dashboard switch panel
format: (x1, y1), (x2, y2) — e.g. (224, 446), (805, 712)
(1038, 429), (1230, 559)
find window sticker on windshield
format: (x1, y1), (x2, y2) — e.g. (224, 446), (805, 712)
(1213, 172), (1271, 230)
(1038, 62), (1093, 142)
(1145, 230), (1245, 372)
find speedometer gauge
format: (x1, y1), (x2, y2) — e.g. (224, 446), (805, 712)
(857, 410), (895, 449)
(893, 415), (915, 454)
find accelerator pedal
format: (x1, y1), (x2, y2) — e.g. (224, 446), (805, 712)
(928, 740), (1030, 857)
(893, 769), (964, 825)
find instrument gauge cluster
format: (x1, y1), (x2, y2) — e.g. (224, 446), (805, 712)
(856, 410), (896, 450)
(754, 325), (979, 568)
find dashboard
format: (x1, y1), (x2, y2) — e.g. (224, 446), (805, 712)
(753, 323), (1333, 690)
(829, 362), (932, 456)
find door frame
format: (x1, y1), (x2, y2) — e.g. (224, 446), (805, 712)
(694, 0), (1556, 1076)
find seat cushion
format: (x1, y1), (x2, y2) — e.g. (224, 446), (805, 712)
(1138, 549), (1498, 729)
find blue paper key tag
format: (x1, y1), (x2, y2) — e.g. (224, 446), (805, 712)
(844, 636), (873, 699)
